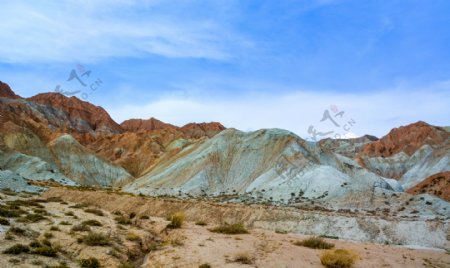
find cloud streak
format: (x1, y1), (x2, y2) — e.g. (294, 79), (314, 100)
(0, 1), (247, 63)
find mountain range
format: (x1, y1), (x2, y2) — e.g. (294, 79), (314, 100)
(0, 80), (449, 209)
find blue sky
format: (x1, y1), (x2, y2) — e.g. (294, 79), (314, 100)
(1, 0), (449, 138)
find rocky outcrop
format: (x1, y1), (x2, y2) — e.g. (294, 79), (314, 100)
(121, 118), (177, 132)
(407, 171), (450, 202)
(124, 128), (399, 205)
(48, 134), (133, 186)
(0, 81), (20, 99)
(180, 122), (226, 138)
(29, 93), (122, 134)
(360, 121), (449, 157)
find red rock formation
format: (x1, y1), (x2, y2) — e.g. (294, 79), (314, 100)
(0, 81), (20, 99)
(406, 171), (450, 202)
(181, 122), (226, 138)
(121, 118), (177, 132)
(29, 93), (122, 134)
(360, 121), (449, 157)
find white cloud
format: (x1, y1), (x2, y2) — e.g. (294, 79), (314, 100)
(107, 81), (450, 139)
(0, 1), (247, 63)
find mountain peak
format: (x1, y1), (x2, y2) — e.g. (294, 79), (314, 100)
(360, 121), (449, 157)
(29, 92), (122, 134)
(121, 117), (177, 132)
(0, 81), (20, 99)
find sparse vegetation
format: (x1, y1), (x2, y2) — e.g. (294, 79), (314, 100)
(82, 232), (111, 246)
(0, 217), (10, 225)
(72, 224), (91, 232)
(234, 252), (253, 264)
(115, 216), (131, 225)
(82, 219), (103, 226)
(3, 244), (30, 254)
(32, 245), (58, 257)
(210, 223), (249, 234)
(294, 236), (335, 249)
(84, 208), (104, 216)
(79, 257), (101, 268)
(19, 213), (46, 223)
(126, 232), (141, 242)
(167, 212), (185, 229)
(320, 249), (358, 268)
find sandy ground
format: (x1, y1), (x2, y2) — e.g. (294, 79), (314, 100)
(143, 221), (450, 268)
(0, 189), (448, 268)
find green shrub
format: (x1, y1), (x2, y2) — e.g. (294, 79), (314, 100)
(44, 232), (54, 239)
(0, 217), (10, 225)
(210, 223), (249, 234)
(82, 219), (102, 226)
(50, 226), (60, 231)
(84, 208), (104, 216)
(18, 213), (46, 223)
(320, 249), (358, 268)
(32, 245), (58, 257)
(79, 257), (101, 268)
(72, 224), (91, 232)
(126, 232), (141, 242)
(115, 216), (131, 225)
(195, 221), (207, 226)
(8, 226), (25, 235)
(0, 205), (23, 217)
(294, 236), (335, 249)
(166, 212), (185, 229)
(3, 244), (30, 254)
(82, 232), (110, 246)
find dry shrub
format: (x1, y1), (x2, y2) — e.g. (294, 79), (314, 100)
(210, 223), (249, 234)
(167, 212), (185, 229)
(320, 249), (358, 268)
(234, 252), (253, 264)
(294, 236), (334, 249)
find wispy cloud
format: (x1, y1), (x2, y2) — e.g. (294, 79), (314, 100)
(107, 80), (450, 138)
(0, 1), (248, 63)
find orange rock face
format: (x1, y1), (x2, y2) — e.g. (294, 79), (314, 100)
(407, 172), (450, 202)
(121, 118), (177, 132)
(360, 121), (449, 157)
(0, 81), (20, 99)
(29, 93), (123, 134)
(181, 122), (226, 138)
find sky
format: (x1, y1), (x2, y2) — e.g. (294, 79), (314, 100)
(0, 0), (449, 139)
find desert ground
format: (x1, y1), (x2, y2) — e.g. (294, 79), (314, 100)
(0, 187), (448, 268)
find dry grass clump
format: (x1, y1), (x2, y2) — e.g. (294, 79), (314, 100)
(126, 232), (141, 242)
(18, 213), (47, 223)
(294, 236), (335, 249)
(320, 249), (358, 268)
(115, 216), (132, 225)
(199, 264), (211, 268)
(167, 212), (185, 229)
(0, 217), (10, 225)
(79, 257), (101, 268)
(71, 224), (91, 232)
(3, 244), (30, 254)
(234, 252), (253, 264)
(82, 232), (111, 246)
(82, 219), (103, 226)
(84, 208), (104, 216)
(195, 220), (207, 226)
(210, 223), (249, 234)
